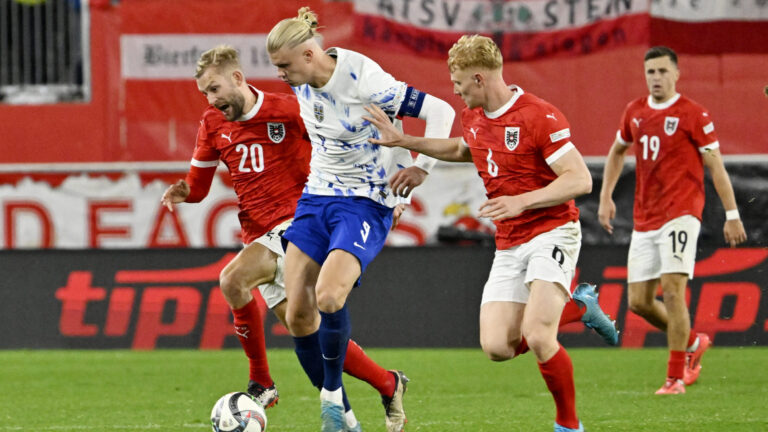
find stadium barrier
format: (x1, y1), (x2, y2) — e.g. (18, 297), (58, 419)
(1, 245), (766, 349)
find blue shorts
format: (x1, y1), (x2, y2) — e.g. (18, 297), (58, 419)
(283, 194), (394, 273)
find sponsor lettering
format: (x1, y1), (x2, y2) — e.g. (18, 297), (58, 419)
(54, 255), (284, 349)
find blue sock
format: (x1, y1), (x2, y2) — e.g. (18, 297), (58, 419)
(293, 332), (324, 389)
(318, 305), (350, 392)
(293, 331), (351, 411)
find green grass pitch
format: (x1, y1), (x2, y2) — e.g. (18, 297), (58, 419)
(1, 347), (767, 431)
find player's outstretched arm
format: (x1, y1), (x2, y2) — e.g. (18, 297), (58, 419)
(702, 148), (747, 247)
(364, 104), (470, 162)
(161, 180), (191, 212)
(598, 139), (629, 234)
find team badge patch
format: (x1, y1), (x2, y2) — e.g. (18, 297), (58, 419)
(267, 122), (285, 143)
(505, 127), (520, 151)
(664, 116), (679, 136)
(314, 102), (324, 122)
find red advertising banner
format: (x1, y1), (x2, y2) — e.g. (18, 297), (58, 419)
(1, 246), (766, 349)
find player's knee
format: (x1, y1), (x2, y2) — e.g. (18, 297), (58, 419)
(480, 338), (514, 361)
(628, 297), (652, 317)
(315, 287), (344, 313)
(285, 308), (315, 336)
(219, 269), (247, 301)
(522, 329), (553, 354)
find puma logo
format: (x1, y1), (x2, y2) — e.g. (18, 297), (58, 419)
(234, 325), (250, 338)
(546, 113), (557, 121)
(469, 127), (478, 140)
(221, 133), (232, 143)
(632, 118), (641, 127)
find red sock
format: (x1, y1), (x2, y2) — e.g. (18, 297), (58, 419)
(686, 332), (698, 350)
(538, 345), (579, 429)
(343, 339), (396, 397)
(232, 298), (272, 387)
(559, 300), (585, 326)
(667, 350), (686, 380)
(514, 337), (529, 357)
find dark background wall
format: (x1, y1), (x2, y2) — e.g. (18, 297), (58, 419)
(2, 245), (766, 349)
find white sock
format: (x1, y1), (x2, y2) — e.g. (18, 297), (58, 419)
(320, 387), (344, 405)
(344, 410), (359, 428)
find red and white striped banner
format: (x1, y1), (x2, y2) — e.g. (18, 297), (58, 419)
(352, 0), (768, 61)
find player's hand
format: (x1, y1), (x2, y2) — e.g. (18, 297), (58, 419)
(723, 219), (747, 248)
(478, 195), (526, 220)
(389, 166), (427, 198)
(391, 204), (406, 230)
(597, 198), (616, 234)
(161, 180), (190, 212)
(363, 104), (404, 147)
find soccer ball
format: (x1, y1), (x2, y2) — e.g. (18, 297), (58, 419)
(210, 392), (267, 432)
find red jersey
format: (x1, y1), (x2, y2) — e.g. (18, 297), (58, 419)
(186, 86), (311, 243)
(461, 87), (580, 249)
(617, 94), (719, 231)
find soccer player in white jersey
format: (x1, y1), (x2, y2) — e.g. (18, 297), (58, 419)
(364, 35), (621, 432)
(267, 7), (454, 432)
(598, 46), (747, 394)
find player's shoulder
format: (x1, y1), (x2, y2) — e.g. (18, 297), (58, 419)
(258, 91), (301, 119)
(623, 95), (648, 114)
(333, 47), (372, 66)
(675, 94), (709, 115)
(515, 92), (566, 124)
(200, 106), (226, 131)
(461, 106), (484, 122)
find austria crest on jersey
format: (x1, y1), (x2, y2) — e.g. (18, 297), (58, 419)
(664, 117), (679, 136)
(267, 122), (285, 143)
(505, 127), (520, 151)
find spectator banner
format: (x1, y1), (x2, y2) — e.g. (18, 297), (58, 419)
(354, 0), (649, 60)
(353, 0), (768, 60)
(0, 246), (766, 349)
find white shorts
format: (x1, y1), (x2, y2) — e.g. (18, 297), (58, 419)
(627, 215), (701, 283)
(480, 221), (581, 305)
(247, 219), (292, 309)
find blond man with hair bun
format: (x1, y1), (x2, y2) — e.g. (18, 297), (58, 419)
(268, 6), (455, 432)
(365, 34), (621, 432)
(162, 45), (412, 431)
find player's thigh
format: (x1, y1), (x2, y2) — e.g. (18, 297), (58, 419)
(479, 249), (527, 351)
(627, 279), (660, 307)
(270, 299), (289, 328)
(316, 249), (361, 308)
(522, 280), (569, 340)
(220, 241), (279, 289)
(657, 215), (700, 279)
(479, 301), (525, 353)
(284, 242), (321, 315)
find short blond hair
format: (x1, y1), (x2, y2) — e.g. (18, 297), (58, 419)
(195, 45), (241, 79)
(447, 35), (503, 72)
(267, 7), (320, 53)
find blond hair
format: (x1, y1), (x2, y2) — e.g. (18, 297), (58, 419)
(267, 7), (320, 53)
(195, 45), (241, 79)
(447, 35), (503, 72)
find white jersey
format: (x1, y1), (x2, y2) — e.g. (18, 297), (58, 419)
(292, 47), (417, 208)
